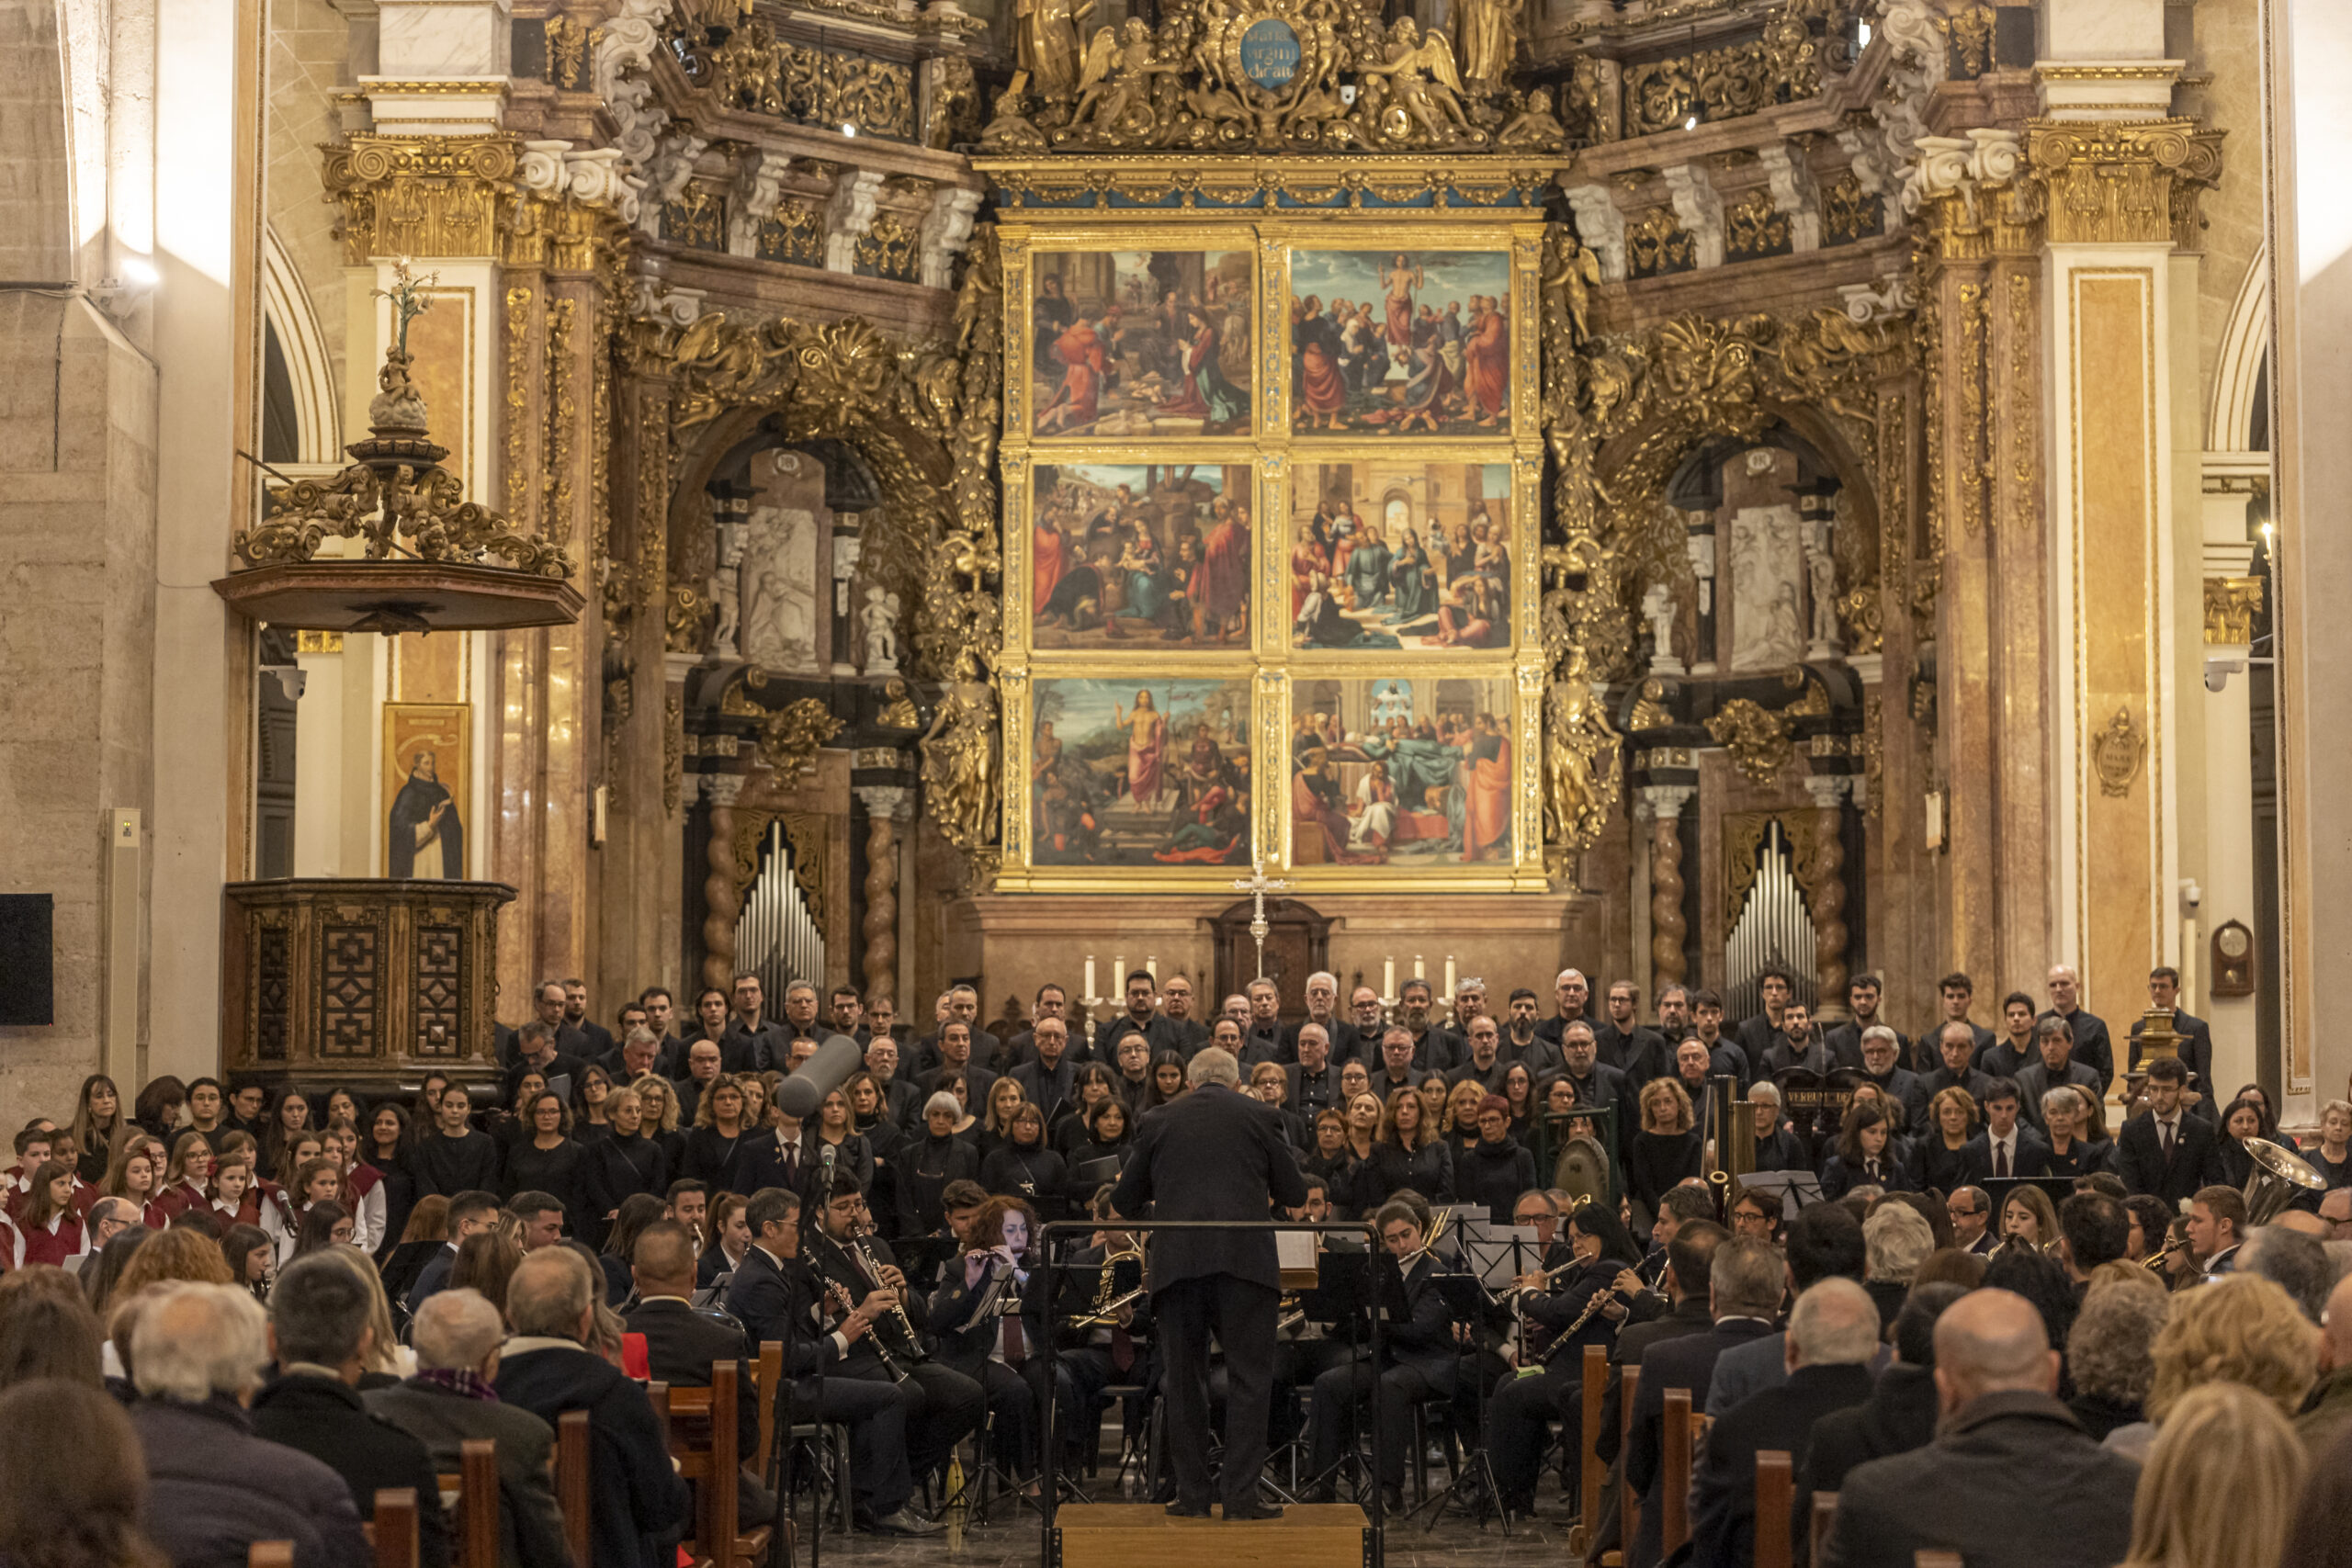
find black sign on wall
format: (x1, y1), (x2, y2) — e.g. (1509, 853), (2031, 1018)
(0, 895), (53, 1026)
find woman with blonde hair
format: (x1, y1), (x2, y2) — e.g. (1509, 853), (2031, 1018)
(1624, 1077), (1702, 1227)
(2105, 1273), (2321, 1461)
(2122, 1382), (2307, 1568)
(1998, 1183), (2062, 1251)
(1916, 1086), (1981, 1194)
(628, 1073), (686, 1170)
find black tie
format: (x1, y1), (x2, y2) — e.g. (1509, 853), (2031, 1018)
(1995, 1141), (2008, 1179)
(782, 1141), (798, 1187)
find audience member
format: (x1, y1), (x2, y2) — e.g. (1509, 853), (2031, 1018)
(2065, 1274), (2171, 1440)
(0, 1268), (104, 1388)
(0, 1378), (166, 1568)
(1792, 1282), (1965, 1565)
(2106, 1273), (2320, 1462)
(1708, 1203), (1871, 1416)
(2124, 1382), (2308, 1568)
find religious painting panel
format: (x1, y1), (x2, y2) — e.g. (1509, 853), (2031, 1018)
(1028, 459), (1254, 649)
(1028, 249), (1255, 440)
(1287, 458), (1514, 651)
(1025, 674), (1256, 869)
(1287, 673), (1517, 868)
(383, 703), (470, 879)
(1286, 249), (1515, 438)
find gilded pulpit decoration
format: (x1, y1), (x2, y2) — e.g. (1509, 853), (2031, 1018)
(2092, 705), (2146, 798)
(1706, 698), (1795, 787)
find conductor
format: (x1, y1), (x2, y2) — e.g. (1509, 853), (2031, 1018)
(1112, 1045), (1309, 1519)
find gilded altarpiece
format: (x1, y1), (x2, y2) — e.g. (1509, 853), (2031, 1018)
(989, 209), (1549, 893)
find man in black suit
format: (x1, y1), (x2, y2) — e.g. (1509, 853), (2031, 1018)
(1595, 980), (1668, 1081)
(497, 980), (591, 1069)
(1961, 1079), (2052, 1183)
(1919, 972), (1996, 1076)
(1733, 967), (1798, 1080)
(1623, 1236), (1786, 1568)
(1555, 1022), (1631, 1122)
(1854, 1026), (1930, 1134)
(1976, 993), (2041, 1082)
(1688, 1277), (1877, 1568)
(2039, 964), (2114, 1089)
(2014, 1018), (2107, 1136)
(1823, 975), (1906, 1075)
(1533, 968), (1599, 1050)
(562, 979), (616, 1064)
(1759, 998), (1835, 1076)
(1396, 980), (1463, 1072)
(623, 1222), (786, 1533)
(1009, 1016), (1079, 1117)
(723, 975), (791, 1074)
(861, 1037), (925, 1128)
(1002, 983), (1075, 1068)
(1113, 1045), (1309, 1519)
(1091, 972), (1179, 1061)
(1501, 987), (1568, 1080)
(503, 1020), (590, 1111)
(1284, 1023), (1349, 1122)
(719, 1190), (937, 1534)
(2118, 1057), (2224, 1203)
(1921, 1021), (1997, 1111)
(729, 1108), (829, 1208)
(917, 1021), (999, 1107)
(779, 981), (853, 1051)
(639, 987), (689, 1073)
(1283, 973), (1360, 1065)
(1368, 1025), (1431, 1097)
(2127, 965), (2216, 1100)
(1304, 1197), (1455, 1512)
(916, 985), (1002, 1076)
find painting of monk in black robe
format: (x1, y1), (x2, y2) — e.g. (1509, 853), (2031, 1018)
(383, 702), (471, 880)
(388, 750), (463, 878)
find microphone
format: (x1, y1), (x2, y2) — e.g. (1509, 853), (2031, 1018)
(775, 1034), (865, 1121)
(820, 1138), (837, 1192)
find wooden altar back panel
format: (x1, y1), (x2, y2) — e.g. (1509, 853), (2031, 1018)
(221, 879), (515, 1086)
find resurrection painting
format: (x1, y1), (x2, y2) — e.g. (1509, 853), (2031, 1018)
(1030, 250), (1255, 438)
(1287, 250), (1514, 437)
(1289, 459), (1512, 650)
(1030, 461), (1253, 649)
(1289, 676), (1515, 866)
(1030, 676), (1256, 867)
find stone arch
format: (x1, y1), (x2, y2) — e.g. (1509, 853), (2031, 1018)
(261, 224), (343, 462)
(0, 0), (75, 284)
(2208, 243), (2270, 454)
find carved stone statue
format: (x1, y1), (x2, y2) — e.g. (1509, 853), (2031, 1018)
(1642, 581), (1683, 674)
(739, 503), (820, 673)
(1449, 0), (1521, 86)
(861, 584), (901, 673)
(1804, 519), (1842, 658)
(1544, 644), (1621, 852)
(709, 519), (743, 660)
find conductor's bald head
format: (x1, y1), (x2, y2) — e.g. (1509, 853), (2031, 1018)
(1188, 1047), (1240, 1089)
(1933, 1288), (2059, 1415)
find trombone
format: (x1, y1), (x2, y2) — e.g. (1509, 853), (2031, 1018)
(1396, 1204), (1456, 1268)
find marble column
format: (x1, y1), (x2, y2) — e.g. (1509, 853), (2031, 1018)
(1639, 785), (1694, 990)
(701, 773), (745, 992)
(855, 785), (911, 1010)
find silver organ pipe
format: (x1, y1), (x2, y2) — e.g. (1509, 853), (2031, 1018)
(1724, 820), (1820, 1019)
(734, 821), (824, 1007)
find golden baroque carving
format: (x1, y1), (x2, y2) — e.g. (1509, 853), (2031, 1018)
(877, 678), (922, 730)
(1705, 697), (1796, 787)
(753, 697), (846, 778)
(922, 680), (999, 854)
(1860, 692), (1883, 821)
(2203, 575), (2264, 645)
(1543, 645), (1623, 853)
(2092, 705), (2146, 797)
(1724, 186), (1791, 258)
(2027, 118), (2224, 248)
(697, 19), (920, 139)
(663, 693), (684, 815)
(1629, 678), (1673, 732)
(1625, 207), (1696, 277)
(323, 136), (518, 264)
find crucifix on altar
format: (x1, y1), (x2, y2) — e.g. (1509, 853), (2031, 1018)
(1231, 860), (1292, 983)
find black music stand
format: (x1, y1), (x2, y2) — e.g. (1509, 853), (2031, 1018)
(1293, 1252), (1380, 1503)
(1407, 1270), (1511, 1535)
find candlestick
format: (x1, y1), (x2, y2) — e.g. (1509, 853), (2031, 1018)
(1444, 954), (1457, 1007)
(1382, 955), (1396, 1007)
(1146, 954), (1158, 983)
(1113, 956), (1125, 997)
(1085, 955), (1097, 1003)
(1413, 953), (1424, 981)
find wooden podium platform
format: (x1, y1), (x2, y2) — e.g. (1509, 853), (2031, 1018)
(1055, 1503), (1369, 1568)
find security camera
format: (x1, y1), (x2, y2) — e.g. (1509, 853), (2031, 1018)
(270, 665), (308, 702)
(2204, 655), (2245, 694)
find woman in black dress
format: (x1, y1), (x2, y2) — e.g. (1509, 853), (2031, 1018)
(1623, 1078), (1703, 1228)
(69, 1074), (130, 1186)
(1065, 1099), (1136, 1209)
(570, 1065), (614, 1144)
(809, 1089), (875, 1196)
(2311, 1100), (2352, 1190)
(1742, 1082), (1811, 1173)
(1144, 1052), (1190, 1111)
(1498, 1064), (1539, 1145)
(361, 1102), (417, 1259)
(678, 1074), (752, 1190)
(1301, 1110), (1353, 1198)
(1453, 1094), (1537, 1223)
(1055, 1066), (1119, 1153)
(503, 1090), (589, 1237)
(582, 1084), (669, 1249)
(979, 1101), (1068, 1222)
(1371, 1086), (1453, 1205)
(977, 1077), (1027, 1162)
(2041, 1086), (2116, 1179)
(895, 1092), (983, 1238)
(1914, 1087), (1982, 1196)
(1817, 1101), (1916, 1200)
(489, 1071), (547, 1161)
(630, 1075), (690, 1177)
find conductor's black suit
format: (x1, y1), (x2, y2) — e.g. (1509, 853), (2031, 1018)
(1112, 1076), (1309, 1513)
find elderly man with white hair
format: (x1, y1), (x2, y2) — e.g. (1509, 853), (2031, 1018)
(367, 1288), (570, 1568)
(1689, 1277), (1881, 1566)
(125, 1281), (369, 1568)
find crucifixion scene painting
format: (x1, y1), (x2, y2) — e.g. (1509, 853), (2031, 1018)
(1030, 250), (1255, 438)
(1287, 249), (1514, 437)
(1289, 675), (1514, 866)
(1029, 676), (1256, 868)
(1030, 461), (1253, 649)
(1289, 459), (1512, 650)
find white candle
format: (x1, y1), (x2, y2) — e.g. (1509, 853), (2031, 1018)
(1383, 955), (1396, 1003)
(1114, 955), (1126, 996)
(1085, 955), (1097, 1002)
(1146, 954), (1158, 983)
(1413, 953), (1425, 980)
(1444, 953), (1457, 1003)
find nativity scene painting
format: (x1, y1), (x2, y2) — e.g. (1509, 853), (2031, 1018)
(1029, 676), (1256, 868)
(1290, 676), (1514, 867)
(1030, 461), (1252, 649)
(1287, 250), (1513, 437)
(1030, 250), (1254, 439)
(1289, 460), (1511, 650)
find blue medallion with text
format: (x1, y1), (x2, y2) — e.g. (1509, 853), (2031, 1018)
(1238, 17), (1301, 89)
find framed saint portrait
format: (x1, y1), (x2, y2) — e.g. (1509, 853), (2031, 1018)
(1288, 459), (1513, 651)
(1029, 250), (1255, 440)
(1286, 249), (1515, 438)
(1026, 675), (1255, 869)
(1288, 674), (1517, 868)
(1028, 459), (1254, 650)
(383, 704), (469, 880)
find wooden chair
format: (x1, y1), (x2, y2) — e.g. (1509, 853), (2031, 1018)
(1577, 1346), (1606, 1528)
(1753, 1450), (1792, 1568)
(1811, 1491), (1838, 1563)
(752, 1343), (782, 1480)
(557, 1410), (593, 1568)
(1917, 1555), (1963, 1568)
(659, 1361), (775, 1568)
(1660, 1388), (1692, 1557)
(752, 1338), (852, 1534)
(247, 1545), (294, 1568)
(446, 1439), (500, 1568)
(373, 1490), (419, 1568)
(1599, 1365), (1638, 1568)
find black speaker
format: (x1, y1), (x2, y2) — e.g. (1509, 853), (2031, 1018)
(0, 895), (54, 1026)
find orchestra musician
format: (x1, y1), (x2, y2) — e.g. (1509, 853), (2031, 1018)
(1272, 1176), (1365, 1454)
(1303, 1198), (1460, 1511)
(801, 1174), (987, 1487)
(927, 1194), (1078, 1487)
(1485, 1201), (1644, 1518)
(1110, 1046), (1308, 1520)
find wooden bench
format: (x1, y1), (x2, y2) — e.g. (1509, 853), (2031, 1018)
(1660, 1389), (1692, 1558)
(1597, 1365), (1638, 1568)
(557, 1410), (592, 1568)
(650, 1360), (775, 1568)
(1754, 1450), (1792, 1568)
(373, 1489), (418, 1568)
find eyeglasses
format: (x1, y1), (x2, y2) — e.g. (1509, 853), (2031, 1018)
(1947, 1205), (1982, 1218)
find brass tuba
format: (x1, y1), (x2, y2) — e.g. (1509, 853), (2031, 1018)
(2243, 1138), (2330, 1227)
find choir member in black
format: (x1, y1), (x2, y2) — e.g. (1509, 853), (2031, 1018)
(1371, 1087), (1453, 1204)
(803, 1178), (987, 1484)
(503, 1091), (589, 1235)
(412, 1083), (501, 1199)
(843, 1072), (904, 1164)
(977, 1078), (1027, 1161)
(1110, 1047), (1307, 1518)
(1915, 1087), (1982, 1194)
(1486, 1201), (1642, 1518)
(2125, 964), (2214, 1090)
(1394, 981), (1462, 1073)
(1248, 1062), (1312, 1147)
(2228, 1083), (2303, 1154)
(1065, 1099), (1135, 1206)
(1978, 992), (2039, 1082)
(2212, 1095), (2291, 1190)
(1732, 967), (1796, 1080)
(2041, 1087), (2117, 1179)
(811, 1089), (875, 1196)
(1623, 1079), (1703, 1228)
(1498, 1065), (1539, 1144)
(1053, 1068), (1119, 1156)
(1092, 970), (1182, 1061)
(1301, 1110), (1352, 1194)
(1817, 1101), (1913, 1199)
(1108, 1032), (1156, 1112)
(679, 1074), (753, 1190)
(719, 1188), (941, 1536)
(1921, 1021), (1997, 1109)
(362, 1102), (417, 1258)
(490, 1071), (548, 1165)
(2014, 1019), (2106, 1138)
(673, 1039), (724, 1124)
(862, 1038), (925, 1131)
(894, 1093), (983, 1238)
(1823, 975), (1906, 1070)
(632, 1074), (689, 1176)
(722, 974), (791, 1074)
(980, 1102), (1069, 1221)
(927, 1196), (1077, 1487)
(1555, 1023), (1632, 1123)
(1367, 1027), (1429, 1099)
(2311, 1101), (2352, 1190)
(1448, 1017), (1510, 1095)
(1455, 1096), (1536, 1222)
(1741, 1083), (1810, 1173)
(1285, 1025), (1349, 1122)
(570, 1065), (614, 1143)
(1855, 1026), (1931, 1134)
(1687, 994), (1748, 1084)
(1593, 981), (1667, 1082)
(582, 1085), (670, 1250)
(1145, 1052), (1190, 1110)
(1304, 1198), (1459, 1509)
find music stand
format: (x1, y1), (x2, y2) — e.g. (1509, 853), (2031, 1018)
(1408, 1270), (1511, 1536)
(1295, 1253), (1377, 1503)
(1733, 1169), (1826, 1220)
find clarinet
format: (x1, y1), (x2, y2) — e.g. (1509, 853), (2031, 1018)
(807, 1224), (912, 1383)
(1534, 1261), (1623, 1366)
(854, 1222), (929, 1366)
